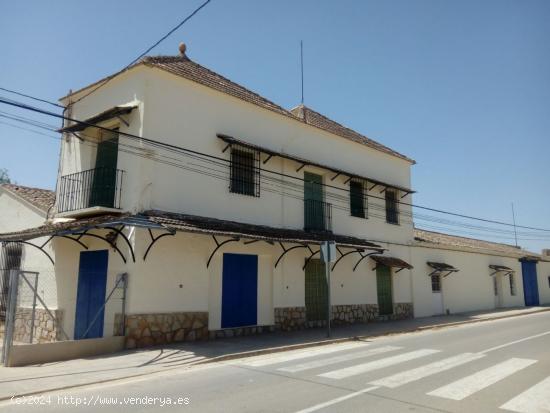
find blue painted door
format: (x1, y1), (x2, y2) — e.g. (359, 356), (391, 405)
(74, 250), (109, 339)
(221, 253), (258, 328)
(521, 260), (540, 306)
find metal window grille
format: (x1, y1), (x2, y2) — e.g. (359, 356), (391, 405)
(431, 274), (441, 292)
(229, 146), (260, 197)
(58, 167), (124, 212)
(304, 199), (332, 232)
(385, 189), (399, 224)
(0, 243), (22, 321)
(350, 179), (367, 218)
(510, 274), (517, 296)
(493, 276), (498, 296)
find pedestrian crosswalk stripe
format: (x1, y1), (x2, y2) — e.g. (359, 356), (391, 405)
(241, 342), (369, 367)
(427, 358), (537, 401)
(318, 349), (441, 380)
(370, 352), (486, 388)
(278, 346), (401, 373)
(499, 376), (550, 413)
(293, 386), (379, 413)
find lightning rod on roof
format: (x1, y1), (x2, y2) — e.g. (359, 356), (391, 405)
(300, 40), (304, 104)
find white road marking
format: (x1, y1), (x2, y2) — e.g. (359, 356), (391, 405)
(241, 342), (368, 367)
(427, 358), (537, 401)
(293, 386), (379, 413)
(480, 331), (550, 354)
(499, 376), (550, 413)
(278, 346), (401, 373)
(370, 352), (485, 388)
(318, 349), (441, 380)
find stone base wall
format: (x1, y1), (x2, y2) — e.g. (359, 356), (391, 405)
(12, 308), (63, 343)
(122, 312), (208, 349)
(331, 304), (379, 325)
(209, 325), (275, 339)
(391, 303), (414, 320)
(274, 307), (307, 331)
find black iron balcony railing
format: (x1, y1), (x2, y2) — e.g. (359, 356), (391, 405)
(58, 167), (124, 213)
(304, 199), (332, 233)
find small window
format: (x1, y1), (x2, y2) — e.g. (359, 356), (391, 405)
(431, 274), (441, 292)
(385, 189), (399, 224)
(509, 274), (517, 296)
(493, 276), (498, 296)
(350, 180), (366, 218)
(229, 147), (259, 197)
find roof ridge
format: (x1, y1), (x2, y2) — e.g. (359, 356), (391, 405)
(413, 227), (521, 250)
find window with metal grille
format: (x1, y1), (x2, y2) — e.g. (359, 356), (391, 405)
(509, 274), (517, 296)
(0, 242), (23, 321)
(493, 276), (498, 296)
(229, 147), (260, 197)
(385, 189), (399, 224)
(431, 274), (441, 292)
(350, 180), (366, 218)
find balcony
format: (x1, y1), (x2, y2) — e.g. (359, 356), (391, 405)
(58, 167), (124, 216)
(304, 199), (332, 233)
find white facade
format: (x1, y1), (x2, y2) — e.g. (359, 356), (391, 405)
(2, 50), (548, 350)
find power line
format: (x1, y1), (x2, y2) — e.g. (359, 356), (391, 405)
(0, 87), (63, 109)
(2, 94), (550, 236)
(71, 0), (212, 105)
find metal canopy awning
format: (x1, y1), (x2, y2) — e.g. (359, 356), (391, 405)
(489, 264), (515, 277)
(427, 261), (459, 277)
(59, 104), (137, 133)
(217, 134), (415, 196)
(371, 255), (414, 273)
(0, 210), (383, 269)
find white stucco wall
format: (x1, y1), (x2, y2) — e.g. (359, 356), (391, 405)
(536, 260), (550, 305)
(58, 65), (414, 245)
(0, 190), (57, 309)
(410, 245), (526, 318)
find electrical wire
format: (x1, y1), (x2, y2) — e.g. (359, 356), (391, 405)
(70, 0), (212, 105)
(2, 96), (549, 242)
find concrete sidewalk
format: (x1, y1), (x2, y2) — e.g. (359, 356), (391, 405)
(0, 305), (548, 401)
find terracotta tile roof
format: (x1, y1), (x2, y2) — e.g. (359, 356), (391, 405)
(0, 209), (383, 251)
(61, 53), (413, 164)
(414, 228), (538, 258)
(290, 105), (415, 164)
(1, 184), (55, 214)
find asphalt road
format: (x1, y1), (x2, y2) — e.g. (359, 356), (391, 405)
(2, 311), (550, 413)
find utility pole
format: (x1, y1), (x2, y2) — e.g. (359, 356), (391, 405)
(321, 241), (335, 338)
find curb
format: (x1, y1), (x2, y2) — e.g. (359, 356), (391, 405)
(2, 307), (549, 401)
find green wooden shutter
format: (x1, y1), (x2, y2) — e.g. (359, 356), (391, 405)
(350, 180), (365, 218)
(305, 259), (328, 322)
(376, 264), (393, 315)
(90, 131), (119, 208)
(304, 172), (324, 231)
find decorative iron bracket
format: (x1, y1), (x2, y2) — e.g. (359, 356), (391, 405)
(57, 235), (89, 250)
(74, 230), (128, 263)
(104, 226), (136, 263)
(274, 242), (308, 268)
(302, 246), (321, 270)
(4, 240), (55, 266)
(207, 236), (240, 268)
(331, 247), (364, 271)
(352, 251), (379, 272)
(143, 228), (176, 261)
(262, 154), (273, 165)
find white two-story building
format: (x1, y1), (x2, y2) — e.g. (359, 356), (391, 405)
(1, 44), (549, 352)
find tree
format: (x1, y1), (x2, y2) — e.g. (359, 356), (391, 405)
(0, 168), (10, 184)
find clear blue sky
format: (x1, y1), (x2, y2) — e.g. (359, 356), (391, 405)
(1, 0), (549, 252)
